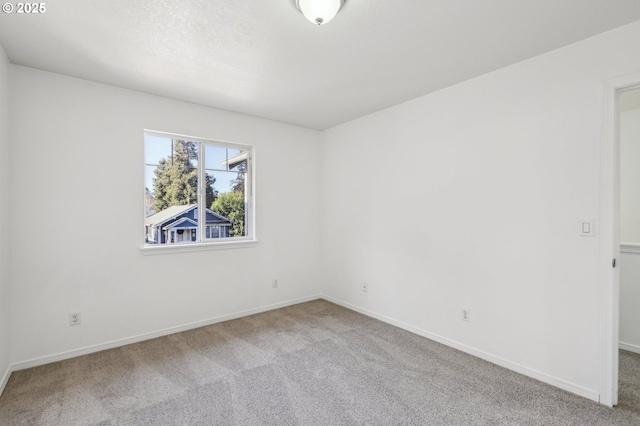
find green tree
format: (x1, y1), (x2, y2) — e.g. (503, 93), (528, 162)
(211, 192), (245, 237)
(230, 161), (246, 194)
(153, 140), (216, 212)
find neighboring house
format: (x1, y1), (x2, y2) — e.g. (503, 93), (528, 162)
(145, 204), (232, 244)
(222, 151), (247, 170)
(144, 187), (155, 217)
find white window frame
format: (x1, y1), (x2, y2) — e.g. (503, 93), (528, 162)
(142, 130), (257, 255)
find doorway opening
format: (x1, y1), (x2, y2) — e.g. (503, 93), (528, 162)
(617, 87), (640, 410)
(601, 75), (640, 408)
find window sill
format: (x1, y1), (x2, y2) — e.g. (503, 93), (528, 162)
(140, 239), (258, 255)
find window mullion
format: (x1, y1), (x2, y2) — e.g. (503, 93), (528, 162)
(246, 153), (251, 238)
(198, 142), (205, 242)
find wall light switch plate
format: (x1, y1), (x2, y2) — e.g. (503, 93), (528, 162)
(580, 220), (594, 237)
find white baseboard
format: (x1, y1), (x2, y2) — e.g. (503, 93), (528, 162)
(0, 363), (10, 398)
(619, 341), (640, 354)
(321, 295), (600, 403)
(11, 294), (322, 372)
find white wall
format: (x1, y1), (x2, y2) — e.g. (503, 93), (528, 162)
(0, 43), (10, 389)
(619, 252), (640, 353)
(620, 106), (640, 353)
(620, 108), (640, 242)
(320, 21), (640, 400)
(9, 66), (322, 365)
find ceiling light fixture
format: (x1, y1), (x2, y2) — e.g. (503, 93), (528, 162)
(295, 0), (345, 26)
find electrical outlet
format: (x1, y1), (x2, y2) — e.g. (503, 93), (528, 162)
(272, 279), (278, 288)
(461, 309), (470, 322)
(362, 283), (368, 292)
(70, 312), (81, 326)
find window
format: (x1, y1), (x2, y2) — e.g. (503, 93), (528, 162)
(144, 130), (253, 249)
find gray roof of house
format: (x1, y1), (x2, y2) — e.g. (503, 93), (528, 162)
(145, 204), (232, 227)
(145, 204), (195, 227)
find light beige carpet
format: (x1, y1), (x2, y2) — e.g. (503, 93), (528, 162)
(0, 300), (638, 425)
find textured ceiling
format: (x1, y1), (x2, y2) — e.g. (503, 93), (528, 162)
(1, 1), (640, 130)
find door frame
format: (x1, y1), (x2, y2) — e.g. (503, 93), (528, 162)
(600, 73), (640, 407)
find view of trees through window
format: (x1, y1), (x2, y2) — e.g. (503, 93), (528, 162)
(144, 133), (249, 245)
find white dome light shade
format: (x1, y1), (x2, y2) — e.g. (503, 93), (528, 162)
(295, 0), (345, 25)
